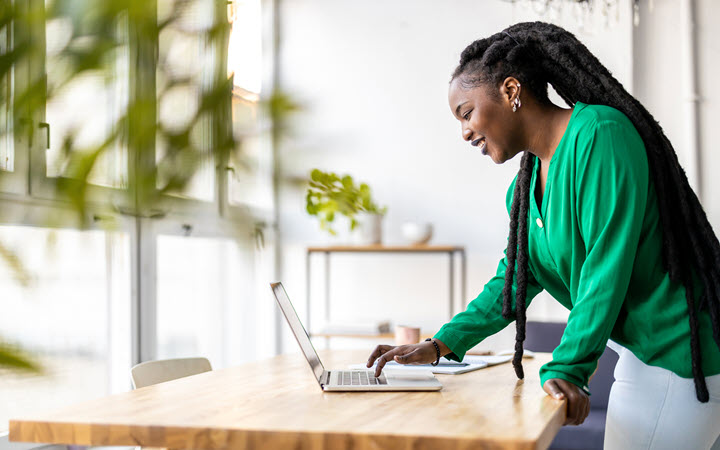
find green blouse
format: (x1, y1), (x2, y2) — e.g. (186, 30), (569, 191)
(434, 101), (720, 392)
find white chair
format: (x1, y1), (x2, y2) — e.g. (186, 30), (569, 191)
(130, 357), (212, 389)
(129, 358), (212, 450)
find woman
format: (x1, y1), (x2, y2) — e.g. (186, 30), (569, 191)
(366, 21), (720, 448)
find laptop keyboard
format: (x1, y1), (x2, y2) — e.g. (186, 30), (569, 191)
(337, 370), (387, 386)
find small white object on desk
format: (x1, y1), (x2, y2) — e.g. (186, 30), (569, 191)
(401, 222), (433, 245)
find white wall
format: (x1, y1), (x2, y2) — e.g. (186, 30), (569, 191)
(633, 0), (720, 225)
(628, 0), (720, 307)
(696, 0), (720, 228)
(275, 0), (637, 353)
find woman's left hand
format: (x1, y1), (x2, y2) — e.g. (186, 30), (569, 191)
(543, 378), (590, 425)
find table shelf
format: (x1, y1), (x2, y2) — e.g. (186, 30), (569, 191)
(305, 245), (466, 335)
(309, 332), (435, 341)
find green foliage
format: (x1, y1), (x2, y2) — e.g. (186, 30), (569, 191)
(0, 0), (294, 373)
(306, 169), (386, 235)
(0, 0), (254, 219)
(0, 342), (42, 374)
(0, 241), (30, 287)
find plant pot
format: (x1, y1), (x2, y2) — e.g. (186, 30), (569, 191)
(351, 212), (383, 245)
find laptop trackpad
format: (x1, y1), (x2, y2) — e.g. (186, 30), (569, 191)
(385, 371), (436, 382)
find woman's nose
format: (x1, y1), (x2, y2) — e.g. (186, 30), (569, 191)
(462, 127), (473, 142)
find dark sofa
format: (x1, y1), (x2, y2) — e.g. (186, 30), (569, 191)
(524, 321), (619, 450)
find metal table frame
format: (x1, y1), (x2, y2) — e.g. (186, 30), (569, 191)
(305, 245), (466, 334)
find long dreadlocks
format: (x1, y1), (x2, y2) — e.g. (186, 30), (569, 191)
(451, 21), (720, 403)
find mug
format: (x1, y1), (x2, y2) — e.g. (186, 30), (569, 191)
(395, 325), (421, 346)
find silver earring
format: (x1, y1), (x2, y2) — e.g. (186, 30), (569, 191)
(513, 96), (521, 112)
(512, 83), (522, 112)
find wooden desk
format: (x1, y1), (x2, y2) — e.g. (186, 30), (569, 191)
(10, 350), (565, 450)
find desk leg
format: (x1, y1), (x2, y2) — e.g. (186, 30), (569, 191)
(306, 251), (312, 334)
(461, 250), (467, 311)
(448, 252), (454, 320)
(324, 251), (331, 326)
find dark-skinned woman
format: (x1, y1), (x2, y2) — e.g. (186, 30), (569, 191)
(367, 21), (720, 449)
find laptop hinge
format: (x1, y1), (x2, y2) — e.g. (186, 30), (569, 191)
(321, 371), (331, 386)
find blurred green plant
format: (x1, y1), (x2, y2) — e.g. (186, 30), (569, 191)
(0, 241), (30, 288)
(0, 343), (42, 373)
(0, 0), (295, 373)
(305, 169), (386, 236)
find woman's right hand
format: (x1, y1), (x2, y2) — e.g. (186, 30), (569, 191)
(366, 341), (440, 378)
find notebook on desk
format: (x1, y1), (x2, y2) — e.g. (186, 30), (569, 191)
(352, 354), (514, 374)
(269, 282), (442, 392)
(352, 360), (487, 374)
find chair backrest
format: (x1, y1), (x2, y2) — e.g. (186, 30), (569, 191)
(130, 357), (212, 389)
(524, 321), (618, 410)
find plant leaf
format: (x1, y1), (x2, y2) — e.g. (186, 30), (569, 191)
(0, 342), (42, 373)
(0, 241), (31, 287)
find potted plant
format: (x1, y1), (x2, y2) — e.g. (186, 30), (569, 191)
(305, 169), (387, 245)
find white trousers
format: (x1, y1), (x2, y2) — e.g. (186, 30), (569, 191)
(604, 343), (720, 450)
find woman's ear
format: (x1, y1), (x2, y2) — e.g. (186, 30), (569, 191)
(500, 76), (522, 106)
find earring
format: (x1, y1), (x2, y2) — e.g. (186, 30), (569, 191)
(513, 96), (522, 112)
(512, 82), (522, 112)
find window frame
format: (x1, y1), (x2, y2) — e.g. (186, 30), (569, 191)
(0, 0), (279, 430)
(9, 0), (272, 219)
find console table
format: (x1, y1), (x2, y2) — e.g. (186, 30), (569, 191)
(305, 245), (466, 335)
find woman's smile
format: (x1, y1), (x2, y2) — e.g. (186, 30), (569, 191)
(471, 137), (488, 155)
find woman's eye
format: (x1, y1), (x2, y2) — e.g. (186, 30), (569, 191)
(462, 110), (472, 121)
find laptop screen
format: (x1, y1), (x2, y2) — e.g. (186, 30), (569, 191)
(270, 282), (325, 383)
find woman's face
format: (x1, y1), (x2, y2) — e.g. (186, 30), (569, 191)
(448, 76), (524, 164)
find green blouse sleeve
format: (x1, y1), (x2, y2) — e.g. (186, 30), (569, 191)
(538, 119), (649, 391)
(433, 177), (545, 362)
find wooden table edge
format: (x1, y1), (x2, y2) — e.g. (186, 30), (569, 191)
(10, 419), (563, 450)
(9, 351), (566, 450)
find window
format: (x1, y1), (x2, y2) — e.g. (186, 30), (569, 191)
(227, 0), (274, 214)
(0, 20), (12, 173)
(229, 130), (274, 212)
(156, 234), (275, 367)
(0, 226), (131, 433)
(228, 0), (262, 95)
(156, 0), (215, 201)
(43, 0), (129, 188)
(0, 0), (277, 437)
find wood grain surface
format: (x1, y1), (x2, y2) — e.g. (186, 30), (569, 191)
(9, 350), (565, 450)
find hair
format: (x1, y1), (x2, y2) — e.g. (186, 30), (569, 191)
(451, 21), (720, 403)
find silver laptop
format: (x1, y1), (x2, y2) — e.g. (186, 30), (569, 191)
(270, 282), (442, 392)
